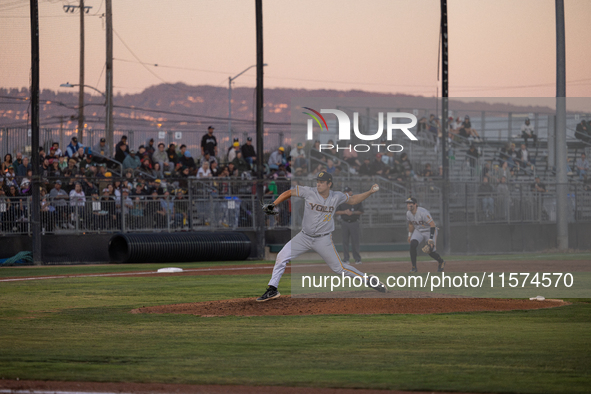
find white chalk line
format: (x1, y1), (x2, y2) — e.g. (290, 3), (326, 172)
(0, 390), (131, 394)
(0, 265), (277, 283)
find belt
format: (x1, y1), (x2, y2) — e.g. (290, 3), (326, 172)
(342, 219), (359, 223)
(302, 231), (331, 238)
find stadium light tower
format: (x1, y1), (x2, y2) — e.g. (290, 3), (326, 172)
(228, 63), (267, 143)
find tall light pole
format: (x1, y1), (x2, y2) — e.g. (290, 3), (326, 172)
(105, 0), (114, 156)
(63, 1), (92, 143)
(228, 63), (267, 143)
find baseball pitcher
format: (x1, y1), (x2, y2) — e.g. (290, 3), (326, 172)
(405, 197), (445, 273)
(257, 172), (386, 301)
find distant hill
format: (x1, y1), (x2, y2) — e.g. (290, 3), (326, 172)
(0, 84), (556, 133)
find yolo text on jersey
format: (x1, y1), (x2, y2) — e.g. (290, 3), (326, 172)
(309, 203), (335, 213)
(305, 108), (418, 153)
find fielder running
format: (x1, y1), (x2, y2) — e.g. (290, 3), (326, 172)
(257, 172), (386, 302)
(405, 197), (446, 273)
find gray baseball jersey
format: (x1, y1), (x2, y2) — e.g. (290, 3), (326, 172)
(406, 207), (434, 232)
(407, 206), (438, 251)
(294, 185), (349, 235)
(268, 185), (365, 288)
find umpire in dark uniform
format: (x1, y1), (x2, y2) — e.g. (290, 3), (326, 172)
(336, 186), (364, 264)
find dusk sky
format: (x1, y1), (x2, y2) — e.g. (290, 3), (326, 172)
(1, 0), (590, 103)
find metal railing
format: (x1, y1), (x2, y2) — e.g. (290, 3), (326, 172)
(2, 178), (590, 237)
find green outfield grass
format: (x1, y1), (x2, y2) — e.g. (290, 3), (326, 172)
(0, 263), (590, 393)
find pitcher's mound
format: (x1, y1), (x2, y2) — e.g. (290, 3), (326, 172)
(132, 296), (568, 316)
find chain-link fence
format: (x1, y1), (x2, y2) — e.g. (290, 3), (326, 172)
(1, 177), (590, 237)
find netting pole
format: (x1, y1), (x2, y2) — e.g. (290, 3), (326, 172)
(30, 0), (42, 265)
(440, 0), (450, 254)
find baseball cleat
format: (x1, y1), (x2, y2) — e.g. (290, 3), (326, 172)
(355, 261), (362, 265)
(437, 260), (445, 273)
(409, 266), (418, 273)
(367, 275), (387, 293)
(256, 286), (280, 302)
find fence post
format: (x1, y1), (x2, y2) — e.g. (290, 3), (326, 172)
(464, 182), (468, 223)
(508, 112), (513, 141)
(120, 191), (126, 233)
(188, 179), (193, 230)
(481, 111), (486, 141)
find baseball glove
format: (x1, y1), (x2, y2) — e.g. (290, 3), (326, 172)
(262, 202), (278, 215)
(422, 240), (434, 253)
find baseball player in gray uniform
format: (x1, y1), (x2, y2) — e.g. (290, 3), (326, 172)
(405, 197), (445, 273)
(257, 172), (386, 301)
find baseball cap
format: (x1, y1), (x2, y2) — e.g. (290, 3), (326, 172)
(122, 188), (130, 193)
(130, 149), (136, 154)
(278, 147), (285, 152)
(100, 137), (106, 142)
(297, 142), (303, 147)
(208, 126), (214, 130)
(405, 197), (418, 204)
(316, 171), (333, 184)
(247, 137), (252, 141)
(344, 186), (352, 192)
(72, 137), (78, 142)
(102, 188), (109, 193)
(55, 180), (62, 185)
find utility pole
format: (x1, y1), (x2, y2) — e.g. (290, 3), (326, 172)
(255, 0), (265, 260)
(555, 0), (568, 250)
(440, 0), (450, 254)
(30, 0), (42, 265)
(78, 0), (85, 143)
(105, 0), (114, 153)
(64, 1), (91, 143)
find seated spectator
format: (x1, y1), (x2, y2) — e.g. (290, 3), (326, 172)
(458, 115), (481, 141)
(139, 157), (153, 175)
(227, 141), (241, 163)
(232, 151), (250, 175)
(515, 144), (535, 173)
(309, 140), (325, 164)
(421, 163), (433, 181)
(2, 153), (13, 174)
(92, 137), (111, 164)
(521, 118), (537, 146)
(114, 142), (128, 163)
(575, 120), (590, 143)
(39, 158), (51, 178)
(122, 149), (141, 172)
(478, 176), (495, 219)
(227, 162), (238, 177)
(69, 182), (86, 229)
(241, 137), (257, 166)
(342, 146), (361, 170)
(268, 147), (286, 170)
(358, 158), (374, 176)
(167, 143), (178, 166)
(50, 160), (62, 177)
(290, 143), (307, 169)
(210, 161), (221, 177)
(575, 153), (589, 181)
(199, 152), (217, 168)
(115, 135), (128, 156)
(197, 161), (212, 178)
(371, 154), (389, 176)
(16, 156), (31, 179)
(499, 142), (516, 169)
(51, 142), (63, 157)
(66, 136), (82, 158)
(80, 154), (96, 172)
(326, 159), (336, 174)
(152, 143), (170, 172)
(531, 177), (547, 193)
(178, 144), (196, 170)
(145, 138), (156, 157)
(151, 162), (164, 179)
